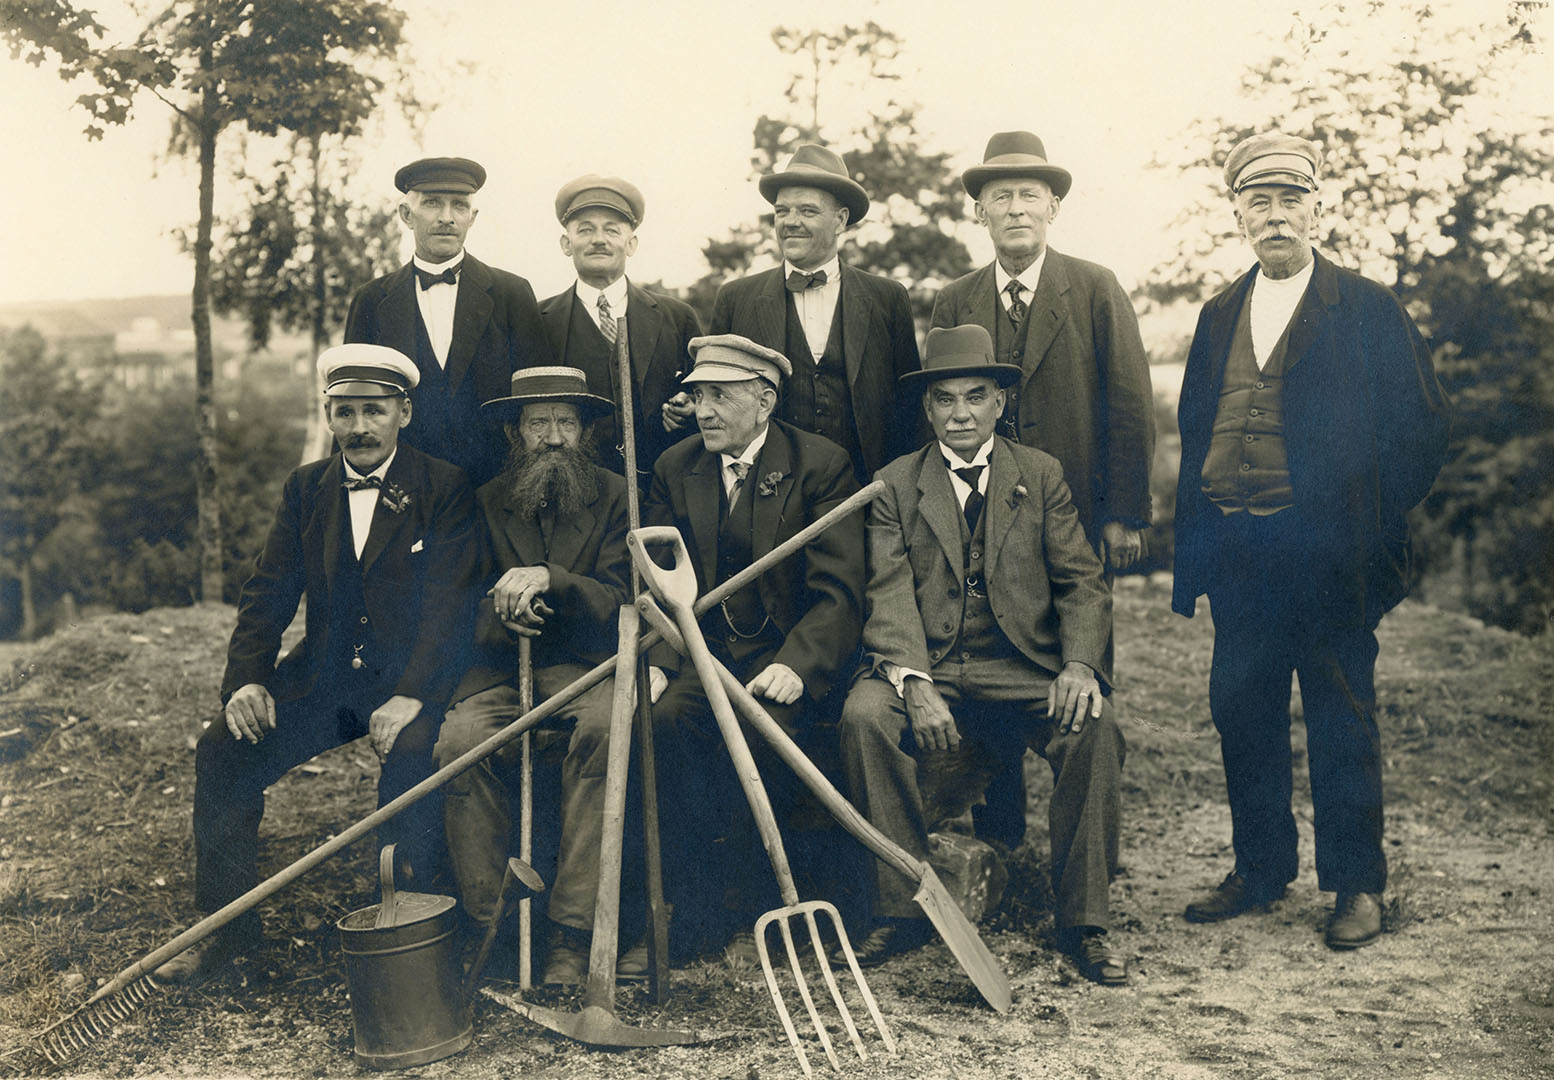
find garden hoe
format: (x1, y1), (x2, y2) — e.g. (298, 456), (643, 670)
(630, 527), (896, 1076)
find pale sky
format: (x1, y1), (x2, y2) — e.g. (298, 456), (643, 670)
(2, 0), (1548, 309)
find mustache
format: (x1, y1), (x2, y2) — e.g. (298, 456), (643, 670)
(344, 434), (381, 448)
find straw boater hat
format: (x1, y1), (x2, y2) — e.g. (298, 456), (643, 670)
(480, 367), (614, 422)
(554, 174), (645, 226)
(1222, 132), (1321, 193)
(317, 343), (420, 397)
(394, 156), (487, 195)
(960, 131), (1073, 201)
(898, 325), (1022, 390)
(681, 334), (793, 389)
(758, 144), (870, 225)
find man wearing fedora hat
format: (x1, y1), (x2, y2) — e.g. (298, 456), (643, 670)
(836, 325), (1128, 984)
(157, 344), (480, 982)
(432, 366), (641, 984)
(643, 333), (865, 960)
(538, 174), (703, 486)
(346, 156), (554, 488)
(1174, 133), (1448, 948)
(709, 144), (921, 484)
(931, 130), (1155, 849)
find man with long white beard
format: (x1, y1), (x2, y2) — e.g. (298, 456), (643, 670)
(434, 366), (642, 984)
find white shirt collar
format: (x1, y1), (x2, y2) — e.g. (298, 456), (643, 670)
(721, 423), (771, 471)
(783, 255), (841, 283)
(938, 437), (994, 471)
(993, 249), (1047, 300)
(575, 274), (629, 313)
(412, 251), (464, 273)
(343, 447), (397, 483)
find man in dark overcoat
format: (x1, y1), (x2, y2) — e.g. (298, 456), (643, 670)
(643, 333), (865, 959)
(1174, 132), (1450, 949)
(538, 174), (702, 485)
(836, 325), (1128, 985)
(345, 157), (553, 487)
(158, 344), (479, 981)
(708, 144), (921, 484)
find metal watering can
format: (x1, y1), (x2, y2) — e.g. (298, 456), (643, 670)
(337, 845), (541, 1069)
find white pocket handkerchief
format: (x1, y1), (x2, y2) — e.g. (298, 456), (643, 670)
(410, 539), (425, 553)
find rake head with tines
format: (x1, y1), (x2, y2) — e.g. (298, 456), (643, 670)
(24, 973), (162, 1073)
(754, 900), (895, 1077)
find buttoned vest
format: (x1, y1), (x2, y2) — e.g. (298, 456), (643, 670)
(932, 491), (1019, 668)
(708, 474), (779, 664)
(1201, 295), (1295, 515)
(404, 305), (497, 484)
(781, 291), (862, 469)
(562, 296), (631, 476)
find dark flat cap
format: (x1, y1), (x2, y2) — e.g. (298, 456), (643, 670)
(962, 131), (1072, 200)
(555, 174), (645, 226)
(758, 144), (869, 225)
(395, 157), (487, 195)
(1223, 133), (1320, 193)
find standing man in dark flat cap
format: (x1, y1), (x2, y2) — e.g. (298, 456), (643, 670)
(1175, 132), (1449, 950)
(345, 156), (554, 488)
(709, 144), (921, 485)
(930, 130), (1156, 850)
(538, 174), (702, 486)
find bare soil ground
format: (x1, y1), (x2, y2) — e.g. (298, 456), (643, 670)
(1, 575), (1550, 1079)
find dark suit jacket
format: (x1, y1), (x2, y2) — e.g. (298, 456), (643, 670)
(862, 438), (1113, 688)
(931, 250), (1155, 545)
(344, 252), (553, 483)
(1173, 251), (1451, 629)
(538, 280), (701, 478)
(710, 264), (921, 478)
(645, 419), (865, 702)
(221, 444), (479, 708)
(452, 465), (632, 703)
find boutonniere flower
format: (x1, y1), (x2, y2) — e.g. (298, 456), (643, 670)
(380, 482), (412, 515)
(1008, 483), (1029, 510)
(757, 471), (786, 497)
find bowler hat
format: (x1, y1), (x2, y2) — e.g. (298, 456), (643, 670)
(898, 325), (1022, 390)
(555, 174), (645, 226)
(481, 367), (614, 422)
(395, 157), (487, 195)
(961, 131), (1073, 200)
(317, 343), (419, 397)
(758, 144), (869, 225)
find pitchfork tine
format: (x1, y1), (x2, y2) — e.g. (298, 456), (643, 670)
(803, 907), (868, 1062)
(767, 913), (842, 1072)
(755, 922), (814, 1077)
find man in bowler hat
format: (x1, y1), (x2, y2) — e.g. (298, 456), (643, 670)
(1174, 132), (1449, 949)
(836, 325), (1128, 985)
(345, 156), (554, 487)
(709, 144), (921, 484)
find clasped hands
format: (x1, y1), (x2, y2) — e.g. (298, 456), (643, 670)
(490, 566), (553, 636)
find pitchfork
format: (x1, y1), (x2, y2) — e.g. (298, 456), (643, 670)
(628, 526), (895, 1076)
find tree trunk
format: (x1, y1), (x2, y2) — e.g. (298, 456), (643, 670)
(301, 135), (332, 463)
(192, 87), (225, 604)
(18, 551), (37, 642)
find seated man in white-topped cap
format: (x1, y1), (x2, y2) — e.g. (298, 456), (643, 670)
(156, 343), (480, 983)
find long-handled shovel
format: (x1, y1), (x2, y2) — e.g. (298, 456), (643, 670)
(635, 592), (1013, 1015)
(483, 606), (706, 1048)
(629, 528), (895, 1076)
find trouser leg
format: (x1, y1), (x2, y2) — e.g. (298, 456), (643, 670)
(1298, 626), (1385, 894)
(437, 685), (526, 924)
(1035, 701), (1125, 930)
(837, 676), (924, 919)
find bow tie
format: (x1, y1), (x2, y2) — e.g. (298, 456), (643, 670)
(416, 264), (461, 290)
(785, 268), (828, 292)
(343, 475), (382, 491)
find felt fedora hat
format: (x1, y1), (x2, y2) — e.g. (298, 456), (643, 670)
(961, 131), (1073, 200)
(898, 325), (1023, 389)
(757, 144), (870, 225)
(481, 366), (615, 422)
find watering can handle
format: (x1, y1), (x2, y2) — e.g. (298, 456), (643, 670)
(374, 845), (398, 930)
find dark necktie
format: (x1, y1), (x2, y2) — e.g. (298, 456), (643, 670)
(597, 293), (618, 344)
(343, 475), (382, 492)
(723, 460), (751, 519)
(951, 463), (985, 534)
(1005, 279), (1027, 329)
(785, 268), (828, 292)
(416, 264), (461, 290)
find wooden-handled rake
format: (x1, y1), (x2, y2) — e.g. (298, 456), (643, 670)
(629, 526), (895, 1076)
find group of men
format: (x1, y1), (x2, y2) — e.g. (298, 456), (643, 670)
(155, 127), (1449, 997)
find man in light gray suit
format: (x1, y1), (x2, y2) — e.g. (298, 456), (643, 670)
(836, 325), (1128, 985)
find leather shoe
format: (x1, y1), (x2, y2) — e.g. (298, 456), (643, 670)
(1325, 891), (1382, 949)
(152, 932), (246, 984)
(1184, 872), (1286, 923)
(833, 919), (934, 969)
(616, 938), (650, 983)
(1064, 929), (1128, 986)
(723, 931), (760, 970)
(542, 929), (588, 986)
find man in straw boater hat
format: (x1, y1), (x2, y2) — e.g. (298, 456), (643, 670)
(709, 144), (921, 485)
(157, 345), (480, 982)
(346, 156), (554, 488)
(835, 325), (1129, 985)
(538, 173), (702, 486)
(930, 131), (1155, 851)
(643, 333), (866, 962)
(431, 366), (644, 985)
(1174, 132), (1448, 949)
